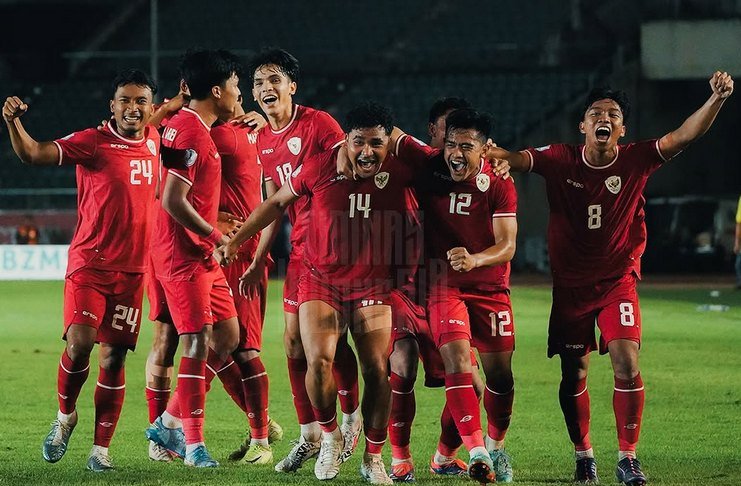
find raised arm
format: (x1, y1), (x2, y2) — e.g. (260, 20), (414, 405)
(485, 145), (530, 173)
(659, 71), (734, 160)
(3, 97), (60, 166)
(447, 216), (517, 272)
(221, 182), (298, 264)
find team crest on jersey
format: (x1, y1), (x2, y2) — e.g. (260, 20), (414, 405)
(287, 137), (302, 156)
(146, 139), (157, 156)
(374, 171), (389, 189)
(476, 173), (490, 192)
(184, 149), (198, 167)
(605, 175), (621, 194)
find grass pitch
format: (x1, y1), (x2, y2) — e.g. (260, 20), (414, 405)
(0, 279), (739, 485)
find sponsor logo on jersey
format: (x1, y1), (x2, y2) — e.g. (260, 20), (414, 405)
(605, 175), (621, 194)
(535, 145), (551, 152)
(567, 178), (584, 188)
(261, 148), (274, 155)
(110, 143), (129, 149)
(374, 171), (389, 189)
(81, 310), (99, 321)
(287, 137), (302, 156)
(476, 173), (490, 192)
(184, 149), (198, 167)
(146, 139), (157, 156)
(447, 319), (466, 326)
(565, 343), (585, 349)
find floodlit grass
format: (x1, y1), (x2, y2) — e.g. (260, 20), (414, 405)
(0, 280), (739, 485)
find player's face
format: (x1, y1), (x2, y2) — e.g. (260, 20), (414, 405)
(110, 83), (154, 139)
(346, 126), (390, 179)
(580, 98), (626, 149)
(444, 128), (484, 182)
(216, 73), (241, 120)
(428, 110), (454, 149)
(252, 65), (296, 117)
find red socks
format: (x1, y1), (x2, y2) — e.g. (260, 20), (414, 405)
(177, 357), (207, 445)
(94, 367), (125, 447)
(287, 357), (315, 424)
(238, 357), (270, 439)
(333, 344), (360, 415)
(438, 403), (463, 455)
(484, 382), (514, 441)
(559, 377), (592, 451)
(313, 404), (338, 433)
(145, 386), (170, 424)
(365, 426), (387, 455)
(389, 372), (415, 459)
(614, 373), (645, 452)
(213, 357), (247, 413)
(57, 349), (90, 414)
(444, 373), (484, 451)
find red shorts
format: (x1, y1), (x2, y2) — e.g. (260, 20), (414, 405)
(63, 267), (145, 350)
(146, 266), (172, 324)
(160, 265), (237, 335)
(390, 288), (447, 387)
(223, 256), (268, 351)
(283, 255), (305, 314)
(428, 286), (515, 353)
(298, 273), (391, 317)
(548, 273), (641, 357)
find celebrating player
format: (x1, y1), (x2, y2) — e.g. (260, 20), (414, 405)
(487, 71), (734, 485)
(144, 49), (243, 468)
(235, 48), (362, 471)
(3, 70), (160, 471)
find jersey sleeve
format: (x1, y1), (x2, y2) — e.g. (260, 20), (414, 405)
(210, 124), (238, 157)
(313, 111), (345, 151)
(54, 128), (98, 166)
(490, 177), (518, 218)
(395, 134), (437, 169)
(625, 139), (667, 175)
(524, 143), (571, 179)
(167, 129), (210, 186)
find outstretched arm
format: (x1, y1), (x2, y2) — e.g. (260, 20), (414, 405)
(221, 183), (298, 264)
(659, 71), (734, 160)
(3, 97), (60, 166)
(484, 145), (530, 173)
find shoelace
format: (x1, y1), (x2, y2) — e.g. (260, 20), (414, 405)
(92, 453), (113, 468)
(366, 458), (388, 478)
(49, 421), (71, 446)
(318, 442), (339, 464)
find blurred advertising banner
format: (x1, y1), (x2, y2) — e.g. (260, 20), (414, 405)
(0, 245), (68, 280)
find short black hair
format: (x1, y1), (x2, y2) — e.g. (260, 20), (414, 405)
(345, 101), (394, 135)
(248, 48), (300, 84)
(179, 48), (243, 100)
(111, 69), (157, 97)
(582, 87), (630, 123)
(428, 97), (471, 124)
(445, 108), (493, 144)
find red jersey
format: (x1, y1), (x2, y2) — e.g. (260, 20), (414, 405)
(418, 154), (517, 291)
(258, 105), (344, 257)
(151, 107), (222, 281)
(287, 145), (417, 290)
(524, 140), (667, 287)
(212, 122), (262, 256)
(54, 122), (159, 276)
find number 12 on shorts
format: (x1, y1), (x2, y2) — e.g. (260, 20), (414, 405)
(489, 310), (513, 336)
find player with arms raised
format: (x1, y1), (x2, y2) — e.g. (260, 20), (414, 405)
(488, 71), (734, 485)
(3, 70), (160, 471)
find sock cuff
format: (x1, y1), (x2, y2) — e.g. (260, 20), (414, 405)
(365, 426), (387, 444)
(240, 356), (267, 376)
(97, 366), (125, 386)
(445, 372), (473, 388)
(390, 372), (414, 394)
(287, 357), (308, 372)
(179, 356), (206, 377)
(60, 349), (90, 373)
(614, 373), (643, 391)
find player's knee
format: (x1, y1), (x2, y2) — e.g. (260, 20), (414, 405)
(66, 340), (94, 362)
(99, 346), (127, 370)
(359, 355), (389, 384)
(283, 332), (304, 357)
(150, 334), (178, 365)
(613, 361), (639, 380)
(307, 354), (334, 376)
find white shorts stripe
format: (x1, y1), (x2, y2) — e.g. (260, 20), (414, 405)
(96, 381), (126, 391)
